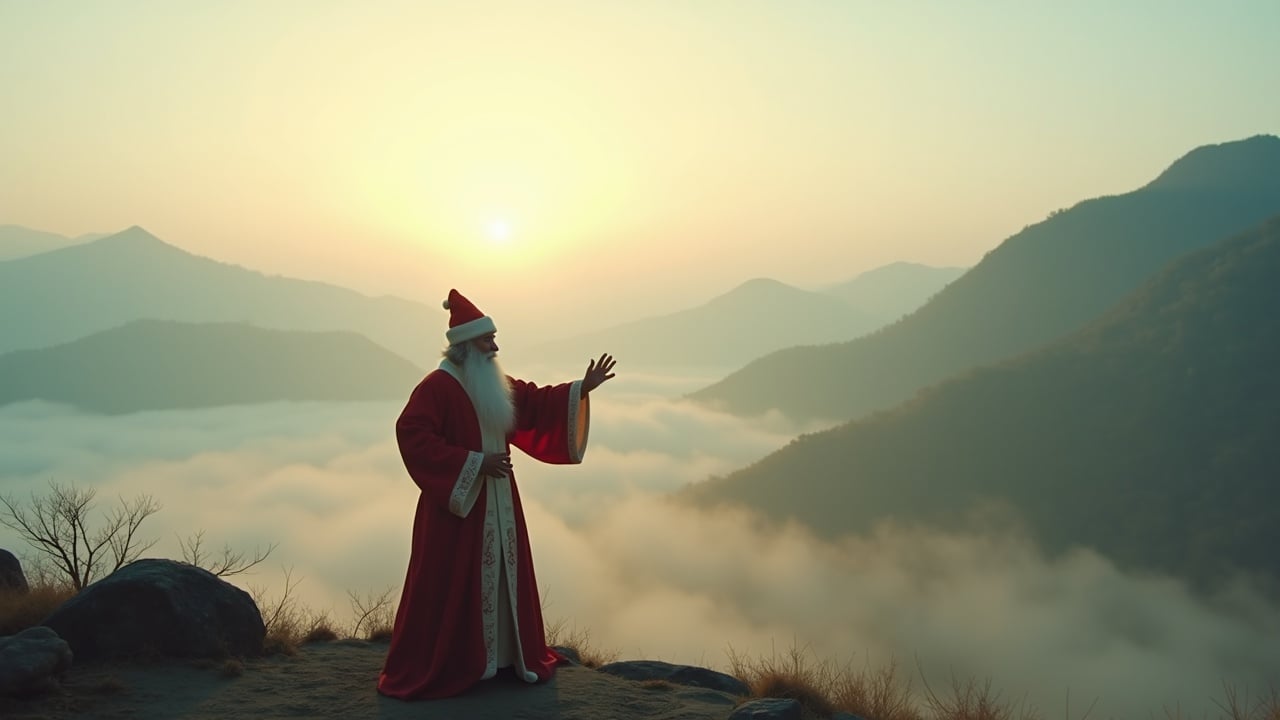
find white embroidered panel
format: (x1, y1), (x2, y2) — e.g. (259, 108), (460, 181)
(494, 475), (538, 683)
(479, 481), (499, 679)
(448, 451), (485, 518)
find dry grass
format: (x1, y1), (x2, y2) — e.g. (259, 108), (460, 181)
(1218, 684), (1280, 720)
(218, 659), (244, 679)
(250, 567), (386, 655)
(728, 642), (838, 719)
(0, 579), (76, 635)
(641, 679), (674, 691)
(726, 644), (1045, 720)
(919, 671), (1040, 720)
(544, 617), (619, 669)
(303, 622), (340, 644)
(831, 656), (921, 720)
(1162, 683), (1280, 720)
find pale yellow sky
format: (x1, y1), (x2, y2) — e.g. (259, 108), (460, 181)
(2, 1), (1278, 341)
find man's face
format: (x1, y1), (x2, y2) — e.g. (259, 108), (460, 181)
(470, 333), (499, 359)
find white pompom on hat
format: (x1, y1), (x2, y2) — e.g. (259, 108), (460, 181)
(443, 289), (497, 345)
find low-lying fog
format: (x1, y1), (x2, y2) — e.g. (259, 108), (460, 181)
(2, 364), (1276, 718)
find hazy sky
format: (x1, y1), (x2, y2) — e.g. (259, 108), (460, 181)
(3, 1), (1279, 333)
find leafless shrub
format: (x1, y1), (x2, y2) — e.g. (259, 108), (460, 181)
(1, 480), (160, 589)
(544, 616), (619, 669)
(250, 566), (305, 656)
(347, 586), (396, 640)
(178, 529), (277, 577)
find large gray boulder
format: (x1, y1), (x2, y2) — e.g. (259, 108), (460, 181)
(0, 626), (72, 696)
(0, 550), (27, 594)
(596, 659), (750, 696)
(42, 558), (264, 661)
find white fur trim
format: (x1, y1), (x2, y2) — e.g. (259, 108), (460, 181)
(445, 315), (497, 345)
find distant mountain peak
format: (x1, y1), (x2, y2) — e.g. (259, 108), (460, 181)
(98, 225), (165, 246)
(730, 277), (792, 293)
(706, 278), (810, 309)
(1144, 134), (1280, 192)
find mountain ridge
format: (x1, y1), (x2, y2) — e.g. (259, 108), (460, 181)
(688, 134), (1280, 422)
(0, 226), (437, 363)
(684, 214), (1280, 588)
(523, 264), (962, 370)
(522, 276), (875, 369)
(0, 319), (425, 414)
(0, 224), (103, 261)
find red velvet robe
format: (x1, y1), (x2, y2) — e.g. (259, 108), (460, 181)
(377, 361), (588, 700)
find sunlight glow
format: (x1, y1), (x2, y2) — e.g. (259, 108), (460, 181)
(486, 218), (513, 245)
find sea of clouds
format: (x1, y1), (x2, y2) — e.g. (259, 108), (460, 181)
(2, 365), (1277, 718)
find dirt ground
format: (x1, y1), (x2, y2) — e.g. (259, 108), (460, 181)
(0, 640), (742, 720)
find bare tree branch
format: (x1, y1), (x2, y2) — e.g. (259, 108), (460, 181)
(347, 586), (397, 639)
(179, 530), (278, 577)
(0, 480), (161, 590)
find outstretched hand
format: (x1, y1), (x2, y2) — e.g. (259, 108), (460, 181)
(582, 353), (617, 394)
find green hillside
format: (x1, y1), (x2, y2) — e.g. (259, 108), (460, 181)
(689, 135), (1280, 422)
(0, 320), (425, 413)
(685, 215), (1280, 588)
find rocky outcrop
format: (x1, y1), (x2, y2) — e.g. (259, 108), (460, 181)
(551, 645), (582, 665)
(0, 550), (28, 594)
(597, 659), (750, 696)
(0, 626), (72, 696)
(41, 558), (264, 661)
(728, 698), (803, 720)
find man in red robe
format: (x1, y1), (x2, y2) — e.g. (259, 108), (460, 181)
(378, 289), (616, 700)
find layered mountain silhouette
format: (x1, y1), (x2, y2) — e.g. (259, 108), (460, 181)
(689, 135), (1280, 421)
(0, 320), (425, 413)
(524, 278), (878, 368)
(0, 226), (435, 363)
(820, 262), (965, 325)
(523, 263), (961, 371)
(0, 224), (100, 261)
(685, 215), (1280, 588)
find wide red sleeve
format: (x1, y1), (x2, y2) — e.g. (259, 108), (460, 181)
(508, 378), (589, 464)
(395, 373), (486, 517)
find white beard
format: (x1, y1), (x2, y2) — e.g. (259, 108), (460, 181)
(459, 349), (515, 452)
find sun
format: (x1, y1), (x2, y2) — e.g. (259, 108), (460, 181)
(485, 218), (513, 245)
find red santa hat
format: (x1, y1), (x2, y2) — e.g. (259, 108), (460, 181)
(443, 289), (497, 345)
